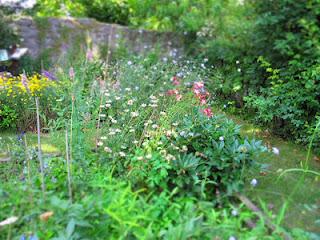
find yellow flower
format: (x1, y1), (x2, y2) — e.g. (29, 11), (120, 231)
(0, 73), (56, 97)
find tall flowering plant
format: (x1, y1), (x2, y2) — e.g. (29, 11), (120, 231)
(0, 72), (57, 129)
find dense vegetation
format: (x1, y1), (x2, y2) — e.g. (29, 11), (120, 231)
(0, 10), (20, 49)
(0, 0), (319, 238)
(4, 0), (318, 149)
(1, 54), (311, 239)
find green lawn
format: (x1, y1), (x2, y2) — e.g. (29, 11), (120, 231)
(0, 131), (60, 155)
(223, 111), (320, 233)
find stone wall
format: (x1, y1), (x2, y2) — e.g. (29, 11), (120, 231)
(12, 17), (184, 60)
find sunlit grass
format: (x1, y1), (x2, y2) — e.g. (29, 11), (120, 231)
(0, 131), (61, 154)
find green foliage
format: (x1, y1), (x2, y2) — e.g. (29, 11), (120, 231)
(195, 0), (320, 150)
(81, 0), (130, 25)
(128, 111), (266, 200)
(243, 0), (320, 145)
(31, 0), (221, 32)
(34, 0), (85, 17)
(0, 10), (20, 49)
(168, 112), (266, 198)
(128, 0), (215, 32)
(0, 53), (315, 239)
(0, 162), (313, 239)
(0, 105), (18, 129)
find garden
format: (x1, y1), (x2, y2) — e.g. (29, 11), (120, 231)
(0, 0), (319, 239)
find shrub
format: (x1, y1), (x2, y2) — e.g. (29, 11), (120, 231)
(34, 0), (85, 17)
(81, 0), (130, 25)
(243, 0), (320, 146)
(128, 109), (265, 200)
(91, 56), (266, 201)
(0, 10), (20, 49)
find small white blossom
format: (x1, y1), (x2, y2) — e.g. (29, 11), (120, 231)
(149, 104), (158, 108)
(250, 178), (258, 187)
(104, 147), (112, 153)
(272, 147), (280, 155)
(131, 111), (139, 117)
(181, 145), (188, 152)
(231, 209), (238, 216)
(180, 131), (186, 137)
(119, 152), (126, 157)
(0, 216), (18, 226)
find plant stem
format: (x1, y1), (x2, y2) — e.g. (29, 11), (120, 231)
(35, 97), (45, 197)
(65, 128), (73, 202)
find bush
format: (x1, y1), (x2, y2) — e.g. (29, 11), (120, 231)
(0, 10), (20, 49)
(129, 110), (265, 200)
(34, 0), (85, 17)
(89, 56), (266, 201)
(81, 0), (130, 25)
(243, 0), (320, 147)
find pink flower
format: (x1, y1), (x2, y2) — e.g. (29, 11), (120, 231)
(113, 81), (120, 89)
(202, 108), (213, 117)
(86, 49), (94, 61)
(200, 98), (207, 105)
(176, 94), (182, 101)
(173, 80), (180, 86)
(167, 89), (179, 96)
(21, 73), (29, 92)
(193, 81), (204, 90)
(171, 76), (180, 86)
(69, 67), (75, 79)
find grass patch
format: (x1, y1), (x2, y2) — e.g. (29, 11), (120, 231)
(218, 108), (320, 233)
